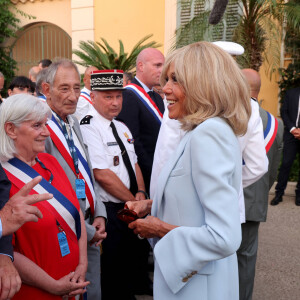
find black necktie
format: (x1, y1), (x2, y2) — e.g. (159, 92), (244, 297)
(148, 90), (164, 114)
(110, 122), (138, 195)
(147, 91), (155, 100)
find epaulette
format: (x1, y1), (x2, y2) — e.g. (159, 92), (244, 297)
(80, 115), (93, 125)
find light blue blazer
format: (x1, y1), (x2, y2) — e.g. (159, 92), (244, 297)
(151, 117), (242, 300)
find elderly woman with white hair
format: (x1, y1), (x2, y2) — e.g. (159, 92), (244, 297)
(0, 94), (89, 300)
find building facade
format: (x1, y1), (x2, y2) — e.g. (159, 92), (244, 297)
(9, 0), (286, 116)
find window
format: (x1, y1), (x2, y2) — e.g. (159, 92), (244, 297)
(176, 0), (241, 48)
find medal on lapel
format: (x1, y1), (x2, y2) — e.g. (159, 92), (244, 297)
(124, 132), (134, 144)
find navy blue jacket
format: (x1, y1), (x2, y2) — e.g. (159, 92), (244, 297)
(118, 78), (165, 192)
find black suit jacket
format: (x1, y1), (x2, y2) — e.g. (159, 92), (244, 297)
(280, 87), (300, 141)
(0, 164), (13, 258)
(118, 78), (165, 192)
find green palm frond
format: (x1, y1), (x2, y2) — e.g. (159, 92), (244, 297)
(284, 2), (300, 30)
(73, 35), (161, 72)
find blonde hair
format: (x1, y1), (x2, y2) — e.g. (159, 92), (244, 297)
(160, 41), (251, 135)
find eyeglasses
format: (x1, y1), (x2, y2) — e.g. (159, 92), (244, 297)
(117, 208), (138, 224)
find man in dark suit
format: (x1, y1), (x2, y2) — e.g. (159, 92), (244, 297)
(0, 166), (52, 299)
(238, 69), (284, 300)
(118, 48), (165, 194)
(271, 86), (300, 206)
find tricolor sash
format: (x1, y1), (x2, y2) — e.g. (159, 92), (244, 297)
(2, 158), (81, 241)
(38, 94), (46, 102)
(264, 111), (278, 153)
(47, 115), (95, 215)
(80, 91), (93, 105)
(125, 83), (163, 124)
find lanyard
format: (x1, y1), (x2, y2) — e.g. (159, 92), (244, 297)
(35, 157), (54, 184)
(56, 220), (66, 235)
(56, 115), (80, 176)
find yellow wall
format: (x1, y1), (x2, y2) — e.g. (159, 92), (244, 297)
(259, 65), (280, 117)
(94, 0), (165, 54)
(13, 0), (71, 36)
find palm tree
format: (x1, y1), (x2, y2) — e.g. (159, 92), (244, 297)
(232, 0), (300, 73)
(73, 34), (161, 72)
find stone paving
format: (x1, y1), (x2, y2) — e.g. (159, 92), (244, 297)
(253, 194), (300, 300)
(137, 189), (300, 300)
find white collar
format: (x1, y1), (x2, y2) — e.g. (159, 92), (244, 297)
(135, 76), (152, 93)
(89, 108), (112, 130)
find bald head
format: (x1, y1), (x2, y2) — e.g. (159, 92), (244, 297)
(242, 68), (261, 99)
(29, 66), (41, 82)
(136, 48), (164, 89)
(83, 66), (98, 90)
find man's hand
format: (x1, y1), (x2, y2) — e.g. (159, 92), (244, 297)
(0, 255), (21, 300)
(291, 128), (300, 139)
(295, 128), (300, 139)
(0, 176), (53, 236)
(89, 217), (107, 246)
(125, 199), (152, 218)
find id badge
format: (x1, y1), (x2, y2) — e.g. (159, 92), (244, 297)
(57, 232), (70, 257)
(75, 178), (86, 199)
(113, 155), (119, 166)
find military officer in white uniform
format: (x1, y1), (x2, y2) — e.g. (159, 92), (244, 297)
(80, 70), (149, 300)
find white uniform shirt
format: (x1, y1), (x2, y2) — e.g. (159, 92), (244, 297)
(239, 99), (268, 188)
(150, 99), (268, 223)
(80, 109), (137, 203)
(74, 87), (96, 121)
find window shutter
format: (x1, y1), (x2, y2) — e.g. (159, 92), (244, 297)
(177, 0), (241, 46)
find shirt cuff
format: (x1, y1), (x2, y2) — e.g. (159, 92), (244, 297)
(290, 127), (296, 132)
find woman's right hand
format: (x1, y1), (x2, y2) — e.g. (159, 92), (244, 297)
(125, 199), (153, 217)
(52, 272), (89, 297)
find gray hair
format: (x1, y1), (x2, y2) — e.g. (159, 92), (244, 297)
(0, 94), (52, 162)
(36, 68), (49, 94)
(0, 71), (4, 79)
(45, 59), (80, 87)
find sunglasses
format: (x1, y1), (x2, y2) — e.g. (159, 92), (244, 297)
(117, 208), (138, 224)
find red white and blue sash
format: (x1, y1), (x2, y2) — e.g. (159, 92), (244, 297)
(264, 111), (278, 153)
(80, 90), (93, 105)
(47, 115), (95, 215)
(2, 158), (81, 241)
(125, 83), (163, 124)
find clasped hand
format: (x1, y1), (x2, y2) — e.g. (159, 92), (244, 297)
(291, 128), (300, 139)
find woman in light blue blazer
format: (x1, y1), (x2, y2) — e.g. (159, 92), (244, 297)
(127, 41), (251, 299)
